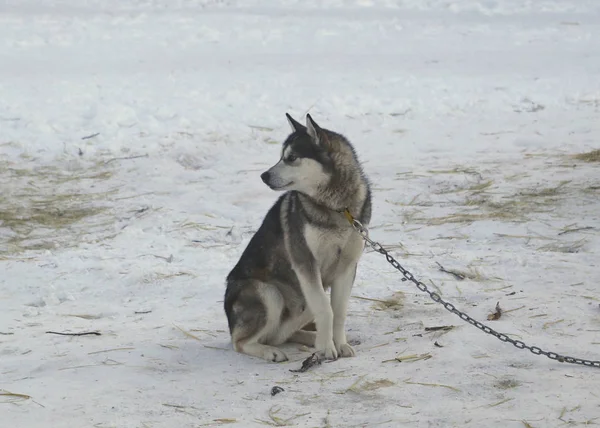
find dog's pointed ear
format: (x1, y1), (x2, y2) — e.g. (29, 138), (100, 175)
(286, 113), (306, 133)
(306, 114), (332, 150)
(306, 114), (320, 141)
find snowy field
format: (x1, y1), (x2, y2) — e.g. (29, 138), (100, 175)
(2, 0), (600, 427)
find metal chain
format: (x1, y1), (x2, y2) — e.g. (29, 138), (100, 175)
(346, 212), (600, 369)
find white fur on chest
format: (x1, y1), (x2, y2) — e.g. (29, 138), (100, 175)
(304, 224), (364, 283)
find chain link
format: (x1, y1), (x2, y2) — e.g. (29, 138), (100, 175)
(348, 214), (600, 369)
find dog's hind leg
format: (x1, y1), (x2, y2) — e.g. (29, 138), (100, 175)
(275, 309), (316, 347)
(289, 330), (316, 347)
(236, 339), (288, 362)
(228, 282), (289, 362)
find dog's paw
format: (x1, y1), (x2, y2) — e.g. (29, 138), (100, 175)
(263, 347), (288, 363)
(337, 343), (355, 358)
(316, 341), (338, 361)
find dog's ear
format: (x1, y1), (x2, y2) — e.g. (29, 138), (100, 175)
(306, 114), (335, 152)
(286, 113), (306, 133)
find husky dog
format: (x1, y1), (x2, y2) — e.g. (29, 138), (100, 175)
(224, 114), (371, 362)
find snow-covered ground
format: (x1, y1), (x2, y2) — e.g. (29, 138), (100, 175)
(2, 1), (600, 427)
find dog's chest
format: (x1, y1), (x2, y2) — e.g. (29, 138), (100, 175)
(304, 224), (364, 280)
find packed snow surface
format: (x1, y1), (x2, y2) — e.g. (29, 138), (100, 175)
(1, 1), (600, 427)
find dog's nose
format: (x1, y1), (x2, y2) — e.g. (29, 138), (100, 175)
(261, 171), (270, 184)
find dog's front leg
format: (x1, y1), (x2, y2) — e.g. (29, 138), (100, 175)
(330, 264), (357, 358)
(294, 263), (337, 360)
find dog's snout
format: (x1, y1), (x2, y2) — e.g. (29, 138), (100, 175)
(261, 171), (271, 184)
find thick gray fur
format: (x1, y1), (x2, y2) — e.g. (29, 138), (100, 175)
(224, 114), (371, 362)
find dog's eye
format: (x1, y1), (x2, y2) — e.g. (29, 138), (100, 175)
(287, 154), (297, 163)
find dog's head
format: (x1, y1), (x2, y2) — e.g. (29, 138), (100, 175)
(261, 114), (337, 196)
